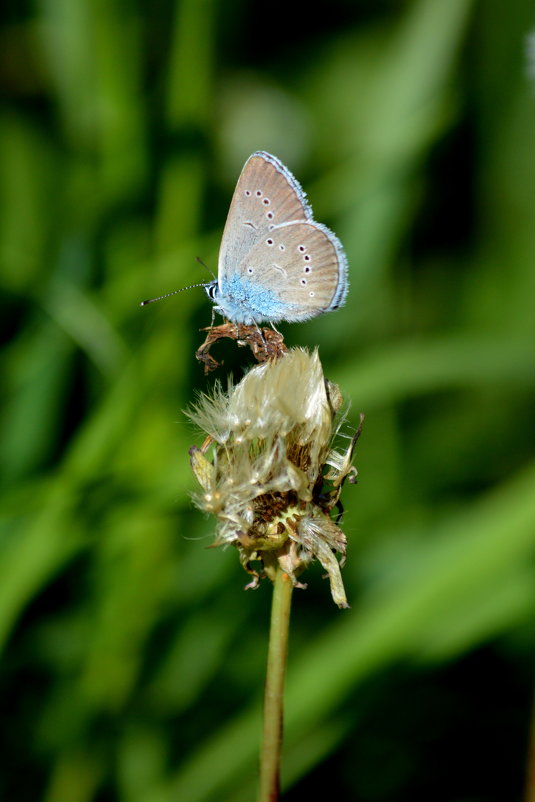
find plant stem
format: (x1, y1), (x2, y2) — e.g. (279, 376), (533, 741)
(258, 567), (293, 802)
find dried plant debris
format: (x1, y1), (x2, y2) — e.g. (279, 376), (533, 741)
(195, 323), (288, 373)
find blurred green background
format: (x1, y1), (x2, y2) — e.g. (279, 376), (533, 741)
(2, 1), (535, 800)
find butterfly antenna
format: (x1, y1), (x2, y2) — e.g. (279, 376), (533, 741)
(140, 283), (209, 307)
(195, 256), (217, 280)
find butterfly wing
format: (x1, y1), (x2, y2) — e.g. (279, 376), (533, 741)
(231, 220), (348, 322)
(214, 151), (348, 324)
(217, 151), (312, 288)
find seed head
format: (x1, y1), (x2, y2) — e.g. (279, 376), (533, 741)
(187, 348), (361, 608)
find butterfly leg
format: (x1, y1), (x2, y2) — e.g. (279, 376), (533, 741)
(252, 321), (270, 356)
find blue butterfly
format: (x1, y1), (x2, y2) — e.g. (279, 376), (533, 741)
(142, 152), (348, 324)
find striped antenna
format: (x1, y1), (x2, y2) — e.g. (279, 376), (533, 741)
(140, 283), (210, 306)
(195, 256), (216, 280)
(140, 257), (216, 306)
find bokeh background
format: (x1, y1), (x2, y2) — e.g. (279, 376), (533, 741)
(2, 1), (535, 800)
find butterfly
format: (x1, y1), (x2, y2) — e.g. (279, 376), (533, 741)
(142, 151), (348, 324)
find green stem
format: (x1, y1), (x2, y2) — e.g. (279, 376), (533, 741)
(258, 567), (294, 802)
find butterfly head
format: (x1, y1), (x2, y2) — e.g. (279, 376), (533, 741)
(203, 280), (219, 303)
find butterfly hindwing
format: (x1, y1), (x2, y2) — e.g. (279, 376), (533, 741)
(235, 220), (347, 322)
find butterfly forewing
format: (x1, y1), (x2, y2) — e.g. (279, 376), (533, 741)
(218, 152), (312, 287)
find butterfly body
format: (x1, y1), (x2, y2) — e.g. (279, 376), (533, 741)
(206, 151), (348, 325)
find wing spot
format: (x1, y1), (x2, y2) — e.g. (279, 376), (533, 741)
(304, 254), (311, 261)
(263, 198), (270, 205)
(266, 238), (274, 246)
(266, 211), (274, 220)
(244, 190), (251, 196)
(255, 190), (262, 197)
(268, 224), (275, 230)
(304, 266), (311, 273)
(300, 278), (307, 285)
(243, 221), (258, 230)
(279, 244), (285, 251)
(247, 267), (254, 274)
(309, 291), (315, 297)
(298, 245), (306, 253)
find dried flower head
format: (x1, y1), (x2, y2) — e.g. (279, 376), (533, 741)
(187, 348), (361, 608)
